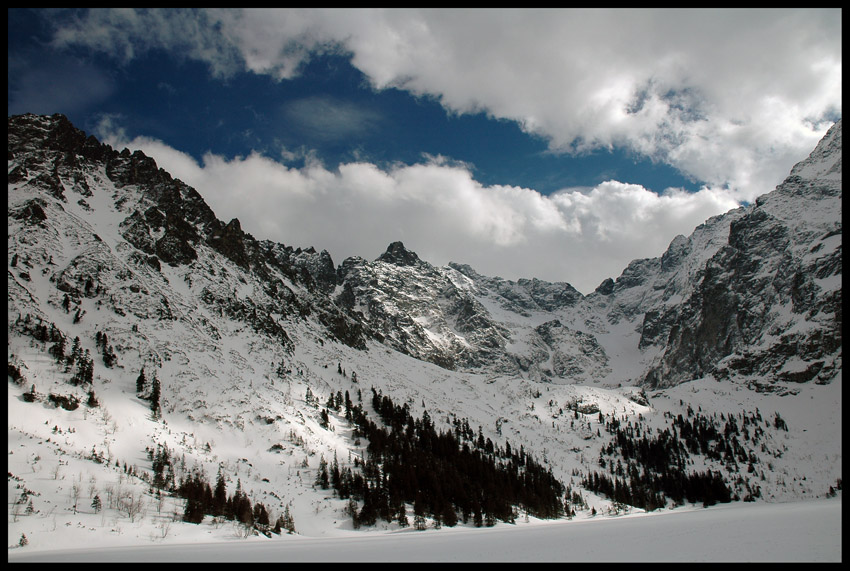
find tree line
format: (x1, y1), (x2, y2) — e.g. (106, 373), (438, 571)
(315, 386), (565, 529)
(146, 443), (295, 535)
(582, 404), (788, 510)
(11, 313), (98, 408)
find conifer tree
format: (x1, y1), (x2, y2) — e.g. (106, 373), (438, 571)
(253, 502), (270, 527)
(473, 500), (483, 527)
(413, 493), (427, 530)
(282, 504), (295, 533)
(316, 455), (330, 489)
(396, 499), (409, 528)
(442, 500), (458, 527)
(136, 368), (147, 395)
(50, 336), (65, 363)
(67, 336), (81, 369)
(183, 495), (205, 523)
(213, 467), (227, 516)
(231, 483), (253, 526)
(150, 376), (161, 420)
(331, 453), (341, 491)
(348, 498), (361, 529)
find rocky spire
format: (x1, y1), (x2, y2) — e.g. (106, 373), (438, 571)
(376, 241), (422, 266)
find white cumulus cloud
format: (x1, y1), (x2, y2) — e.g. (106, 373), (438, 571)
(51, 9), (842, 201)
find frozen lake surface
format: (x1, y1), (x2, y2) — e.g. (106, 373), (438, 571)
(8, 498), (841, 562)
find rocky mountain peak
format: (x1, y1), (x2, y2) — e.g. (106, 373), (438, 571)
(639, 120), (842, 389)
(9, 113), (111, 164)
(376, 241), (422, 266)
(789, 119), (842, 183)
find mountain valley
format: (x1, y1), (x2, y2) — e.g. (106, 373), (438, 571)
(7, 113), (842, 554)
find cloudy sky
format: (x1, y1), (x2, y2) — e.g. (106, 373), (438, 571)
(8, 8), (841, 293)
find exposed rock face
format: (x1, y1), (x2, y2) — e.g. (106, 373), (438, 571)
(333, 245), (512, 370)
(207, 218), (250, 270)
(640, 121), (842, 388)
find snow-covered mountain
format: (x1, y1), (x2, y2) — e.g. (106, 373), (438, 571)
(7, 113), (842, 555)
(325, 122), (841, 393)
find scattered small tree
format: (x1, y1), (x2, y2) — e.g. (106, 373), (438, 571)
(281, 504), (296, 534)
(119, 491), (145, 522)
(12, 498), (23, 522)
(71, 483), (81, 514)
(156, 518), (172, 539)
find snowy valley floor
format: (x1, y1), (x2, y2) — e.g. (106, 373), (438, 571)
(8, 497), (842, 562)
